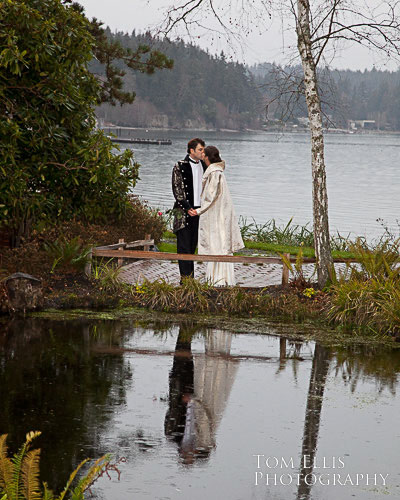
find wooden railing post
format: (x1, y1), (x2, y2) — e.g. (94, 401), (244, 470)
(144, 234), (151, 252)
(85, 248), (93, 277)
(281, 253), (290, 286)
(118, 238), (125, 267)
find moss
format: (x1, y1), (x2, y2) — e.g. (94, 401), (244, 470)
(28, 307), (399, 347)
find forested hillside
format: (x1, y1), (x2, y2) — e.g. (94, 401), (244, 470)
(93, 30), (400, 131)
(251, 63), (400, 130)
(94, 30), (263, 129)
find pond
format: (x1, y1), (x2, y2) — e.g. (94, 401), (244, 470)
(1, 316), (399, 499)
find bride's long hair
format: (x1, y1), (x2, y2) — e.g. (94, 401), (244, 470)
(204, 145), (222, 164)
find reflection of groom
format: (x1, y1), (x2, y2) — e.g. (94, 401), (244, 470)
(172, 138), (206, 280)
(165, 326), (238, 464)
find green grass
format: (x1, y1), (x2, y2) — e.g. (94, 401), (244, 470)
(159, 235), (355, 259)
(158, 241), (177, 253)
(163, 230), (176, 239)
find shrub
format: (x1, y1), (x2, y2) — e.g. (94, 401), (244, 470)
(1, 197), (165, 280)
(44, 237), (92, 273)
(328, 237), (400, 336)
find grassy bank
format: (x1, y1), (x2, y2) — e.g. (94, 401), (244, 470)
(2, 215), (400, 342)
(160, 232), (355, 259)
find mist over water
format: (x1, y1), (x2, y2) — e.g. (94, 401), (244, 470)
(120, 130), (400, 240)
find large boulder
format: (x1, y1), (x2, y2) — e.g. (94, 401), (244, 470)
(5, 272), (43, 313)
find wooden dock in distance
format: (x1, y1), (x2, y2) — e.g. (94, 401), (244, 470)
(108, 137), (172, 145)
(101, 126), (172, 145)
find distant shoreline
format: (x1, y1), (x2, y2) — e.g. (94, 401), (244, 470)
(101, 125), (400, 136)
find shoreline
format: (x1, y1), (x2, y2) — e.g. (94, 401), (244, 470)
(1, 273), (399, 347)
(23, 305), (400, 348)
(103, 125), (400, 136)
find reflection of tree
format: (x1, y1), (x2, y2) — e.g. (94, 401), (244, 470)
(332, 345), (399, 395)
(297, 344), (331, 500)
(165, 327), (238, 464)
(0, 317), (131, 491)
(277, 339), (310, 383)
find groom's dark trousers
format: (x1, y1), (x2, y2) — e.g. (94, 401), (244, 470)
(176, 207), (200, 278)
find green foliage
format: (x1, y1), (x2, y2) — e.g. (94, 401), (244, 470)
(280, 244), (315, 289)
(88, 18), (173, 106)
(0, 0), (142, 246)
(132, 277), (211, 313)
(1, 198), (166, 280)
(239, 217), (356, 257)
(91, 260), (123, 292)
(0, 431), (111, 500)
(44, 237), (92, 273)
(240, 217), (315, 247)
(129, 277), (326, 321)
(347, 238), (400, 281)
(328, 238), (400, 335)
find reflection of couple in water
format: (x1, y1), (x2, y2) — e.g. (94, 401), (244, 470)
(164, 325), (238, 464)
(172, 138), (244, 286)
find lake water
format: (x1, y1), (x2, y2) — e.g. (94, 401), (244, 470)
(1, 316), (399, 499)
(117, 129), (400, 240)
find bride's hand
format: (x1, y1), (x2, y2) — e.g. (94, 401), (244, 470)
(188, 208), (198, 216)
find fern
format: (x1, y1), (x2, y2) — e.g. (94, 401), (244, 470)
(10, 440), (28, 500)
(56, 459), (89, 500)
(0, 433), (115, 500)
(0, 434), (13, 497)
(21, 450), (41, 500)
(70, 455), (110, 495)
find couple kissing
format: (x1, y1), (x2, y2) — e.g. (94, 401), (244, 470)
(172, 137), (244, 286)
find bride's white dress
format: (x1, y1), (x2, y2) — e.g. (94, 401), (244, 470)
(206, 259), (235, 286)
(197, 161), (244, 287)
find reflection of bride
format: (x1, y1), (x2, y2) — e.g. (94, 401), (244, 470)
(165, 327), (238, 463)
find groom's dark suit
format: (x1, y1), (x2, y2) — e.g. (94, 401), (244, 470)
(172, 154), (206, 278)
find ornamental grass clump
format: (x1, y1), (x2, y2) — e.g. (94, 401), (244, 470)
(239, 217), (314, 247)
(91, 259), (123, 293)
(215, 287), (258, 315)
(328, 238), (400, 336)
(131, 278), (211, 313)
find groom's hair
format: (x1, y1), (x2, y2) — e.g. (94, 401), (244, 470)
(204, 145), (222, 164)
(187, 137), (205, 153)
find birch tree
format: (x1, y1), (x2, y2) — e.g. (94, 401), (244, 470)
(157, 0), (400, 287)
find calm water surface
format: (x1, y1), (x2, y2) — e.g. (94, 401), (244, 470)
(1, 317), (399, 499)
(119, 130), (400, 240)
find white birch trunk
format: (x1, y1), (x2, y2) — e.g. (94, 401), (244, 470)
(297, 0), (333, 288)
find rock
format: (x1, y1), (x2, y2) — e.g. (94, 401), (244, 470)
(5, 272), (43, 313)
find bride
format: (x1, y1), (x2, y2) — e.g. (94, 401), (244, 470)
(188, 146), (244, 286)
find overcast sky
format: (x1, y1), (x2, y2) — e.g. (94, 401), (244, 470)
(77, 0), (398, 71)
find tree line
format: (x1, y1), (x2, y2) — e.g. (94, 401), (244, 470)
(251, 63), (400, 130)
(95, 30), (263, 130)
(95, 28), (400, 132)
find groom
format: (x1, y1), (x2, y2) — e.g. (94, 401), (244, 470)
(171, 138), (206, 279)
